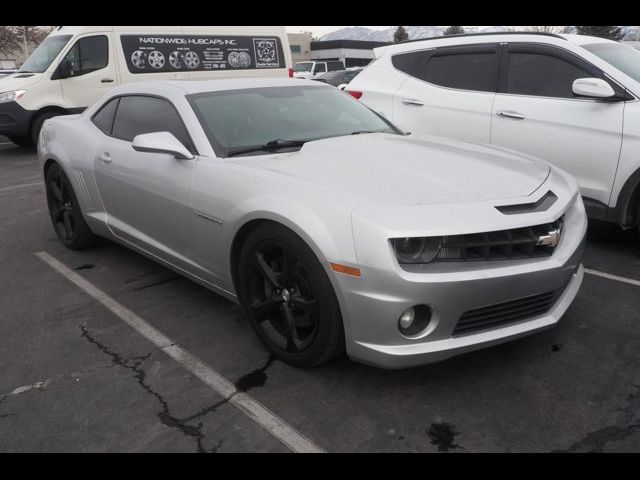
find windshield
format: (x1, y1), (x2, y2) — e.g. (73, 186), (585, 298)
(294, 62), (313, 72)
(20, 35), (72, 73)
(583, 43), (640, 83)
(188, 85), (401, 157)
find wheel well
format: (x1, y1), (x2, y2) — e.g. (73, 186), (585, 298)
(30, 106), (69, 133)
(43, 158), (59, 178)
(229, 219), (273, 293)
(615, 168), (640, 228)
(626, 183), (640, 227)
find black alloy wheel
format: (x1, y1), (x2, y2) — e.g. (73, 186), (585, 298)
(238, 224), (345, 367)
(45, 163), (96, 250)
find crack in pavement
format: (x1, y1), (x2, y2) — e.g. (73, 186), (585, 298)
(79, 324), (222, 453)
(556, 383), (640, 452)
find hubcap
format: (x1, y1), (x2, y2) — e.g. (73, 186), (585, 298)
(246, 240), (319, 353)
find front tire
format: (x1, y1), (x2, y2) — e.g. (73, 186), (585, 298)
(238, 223), (345, 367)
(45, 163), (97, 250)
(31, 111), (61, 146)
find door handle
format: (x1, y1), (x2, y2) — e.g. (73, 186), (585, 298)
(497, 110), (525, 120)
(101, 78), (114, 83)
(401, 98), (424, 106)
(98, 152), (111, 164)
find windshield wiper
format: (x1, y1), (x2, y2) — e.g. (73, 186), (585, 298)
(227, 139), (308, 157)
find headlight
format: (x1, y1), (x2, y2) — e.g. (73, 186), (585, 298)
(0, 90), (27, 104)
(391, 237), (441, 264)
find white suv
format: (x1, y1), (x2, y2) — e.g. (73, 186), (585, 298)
(348, 32), (640, 233)
(293, 60), (345, 79)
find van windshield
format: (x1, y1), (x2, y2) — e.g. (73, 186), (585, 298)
(583, 42), (640, 84)
(294, 63), (313, 72)
(20, 35), (72, 73)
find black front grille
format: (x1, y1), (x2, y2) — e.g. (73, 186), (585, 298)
(453, 285), (567, 335)
(434, 217), (564, 262)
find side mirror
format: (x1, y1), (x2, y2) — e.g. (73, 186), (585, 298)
(572, 78), (615, 99)
(53, 60), (73, 80)
(132, 132), (194, 160)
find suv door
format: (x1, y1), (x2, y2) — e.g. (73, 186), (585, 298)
(57, 34), (117, 109)
(313, 62), (327, 77)
(491, 43), (625, 207)
(92, 94), (200, 272)
(392, 44), (500, 143)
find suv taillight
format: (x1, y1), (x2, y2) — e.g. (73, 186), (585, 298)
(288, 68), (293, 78)
(347, 90), (363, 99)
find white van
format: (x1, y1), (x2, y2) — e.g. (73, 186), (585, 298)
(0, 26), (293, 146)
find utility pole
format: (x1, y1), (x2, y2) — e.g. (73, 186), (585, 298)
(22, 26), (29, 63)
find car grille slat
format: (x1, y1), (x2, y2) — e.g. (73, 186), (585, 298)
(453, 284), (568, 335)
(434, 217), (563, 262)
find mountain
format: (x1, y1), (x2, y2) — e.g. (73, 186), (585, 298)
(320, 26), (640, 42)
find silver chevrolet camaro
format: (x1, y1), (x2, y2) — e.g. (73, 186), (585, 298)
(37, 78), (587, 369)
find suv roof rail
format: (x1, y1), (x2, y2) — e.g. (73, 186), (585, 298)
(395, 31), (567, 46)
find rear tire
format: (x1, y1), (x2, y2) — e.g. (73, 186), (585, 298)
(45, 163), (97, 250)
(237, 223), (345, 367)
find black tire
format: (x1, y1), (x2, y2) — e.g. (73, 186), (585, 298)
(45, 163), (97, 250)
(238, 223), (345, 367)
(8, 135), (33, 147)
(31, 111), (61, 146)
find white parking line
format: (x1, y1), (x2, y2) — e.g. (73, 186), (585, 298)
(0, 182), (43, 193)
(585, 268), (640, 288)
(35, 251), (324, 453)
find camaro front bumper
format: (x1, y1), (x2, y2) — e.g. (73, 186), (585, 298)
(329, 192), (587, 369)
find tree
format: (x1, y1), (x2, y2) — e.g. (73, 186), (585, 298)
(0, 26), (53, 57)
(575, 26), (623, 41)
(522, 26), (566, 34)
(443, 26), (465, 36)
(393, 26), (409, 43)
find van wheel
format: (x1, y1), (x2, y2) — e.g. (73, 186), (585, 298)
(8, 136), (32, 147)
(238, 223), (345, 367)
(31, 111), (62, 145)
(45, 163), (97, 250)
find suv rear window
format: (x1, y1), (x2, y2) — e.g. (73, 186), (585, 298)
(392, 45), (499, 93)
(425, 51), (498, 92)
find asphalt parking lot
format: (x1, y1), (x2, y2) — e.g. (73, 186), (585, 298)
(1, 137), (639, 453)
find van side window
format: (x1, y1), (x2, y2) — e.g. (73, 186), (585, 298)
(111, 96), (194, 153)
(92, 97), (120, 135)
(62, 35), (108, 77)
(424, 50), (498, 92)
(507, 51), (594, 99)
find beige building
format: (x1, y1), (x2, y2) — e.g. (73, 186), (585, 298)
(287, 33), (312, 63)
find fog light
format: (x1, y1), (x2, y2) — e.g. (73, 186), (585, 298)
(399, 307), (415, 330)
(398, 305), (432, 336)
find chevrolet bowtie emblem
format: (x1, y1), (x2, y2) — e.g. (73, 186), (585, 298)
(537, 228), (562, 248)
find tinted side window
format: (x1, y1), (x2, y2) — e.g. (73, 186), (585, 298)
(507, 52), (593, 98)
(425, 52), (498, 92)
(392, 50), (429, 77)
(111, 96), (193, 151)
(62, 35), (108, 76)
(314, 63), (326, 73)
(92, 97), (119, 134)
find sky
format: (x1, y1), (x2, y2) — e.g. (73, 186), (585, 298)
(285, 26), (391, 37)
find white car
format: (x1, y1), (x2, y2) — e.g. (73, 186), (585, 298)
(348, 32), (640, 235)
(293, 60), (345, 79)
(38, 78), (586, 369)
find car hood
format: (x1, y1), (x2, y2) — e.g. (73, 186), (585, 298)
(235, 133), (550, 206)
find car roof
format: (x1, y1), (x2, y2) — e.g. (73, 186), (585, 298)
(374, 32), (622, 57)
(110, 77), (329, 97)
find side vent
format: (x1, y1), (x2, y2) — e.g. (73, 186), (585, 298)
(73, 169), (96, 212)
